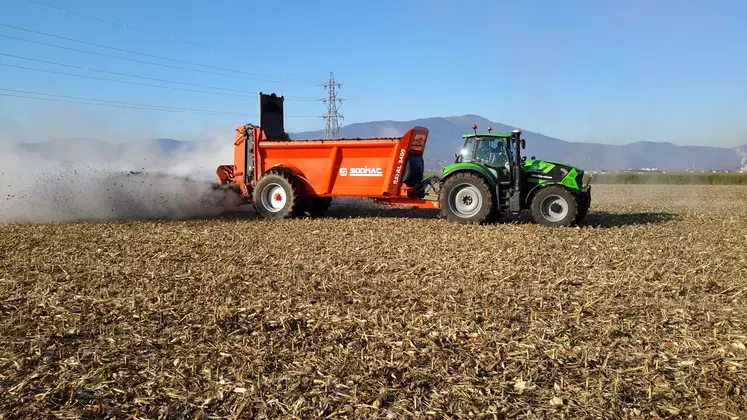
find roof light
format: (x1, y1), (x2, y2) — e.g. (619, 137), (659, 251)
(488, 126), (492, 133)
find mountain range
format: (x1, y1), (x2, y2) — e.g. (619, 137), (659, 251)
(293, 115), (747, 172)
(10, 114), (747, 173)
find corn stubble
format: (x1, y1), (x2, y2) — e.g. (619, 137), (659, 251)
(1, 185), (746, 419)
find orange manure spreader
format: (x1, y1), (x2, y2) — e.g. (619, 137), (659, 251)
(217, 92), (592, 226)
(216, 92), (440, 219)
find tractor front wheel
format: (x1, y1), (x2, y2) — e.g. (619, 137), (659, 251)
(252, 171), (301, 219)
(574, 190), (590, 224)
(439, 172), (494, 224)
(530, 185), (578, 227)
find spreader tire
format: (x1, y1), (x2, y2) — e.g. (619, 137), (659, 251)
(308, 197), (332, 217)
(439, 172), (494, 224)
(293, 197), (332, 218)
(530, 185), (578, 227)
(252, 171), (301, 219)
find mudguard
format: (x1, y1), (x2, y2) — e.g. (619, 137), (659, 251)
(263, 164), (305, 180)
(441, 163), (498, 187)
(525, 182), (570, 205)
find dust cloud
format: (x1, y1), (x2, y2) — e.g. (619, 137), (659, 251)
(0, 136), (244, 223)
(739, 147), (747, 172)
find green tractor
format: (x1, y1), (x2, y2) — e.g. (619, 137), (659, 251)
(434, 125), (591, 227)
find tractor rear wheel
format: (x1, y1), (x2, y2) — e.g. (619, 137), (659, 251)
(439, 172), (494, 224)
(530, 185), (578, 227)
(252, 171), (301, 219)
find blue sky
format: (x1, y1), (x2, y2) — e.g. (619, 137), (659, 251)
(1, 0), (746, 147)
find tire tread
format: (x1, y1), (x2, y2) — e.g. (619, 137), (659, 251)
(252, 170), (301, 219)
(530, 185), (578, 227)
(438, 172), (495, 224)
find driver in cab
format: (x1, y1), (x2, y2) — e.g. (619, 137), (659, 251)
(479, 140), (506, 167)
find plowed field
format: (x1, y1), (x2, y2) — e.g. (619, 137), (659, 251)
(1, 185), (746, 419)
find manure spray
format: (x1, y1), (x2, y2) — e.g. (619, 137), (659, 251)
(0, 137), (242, 223)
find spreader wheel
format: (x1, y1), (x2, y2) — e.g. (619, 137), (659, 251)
(438, 172), (494, 224)
(308, 197), (332, 217)
(530, 185), (578, 227)
(252, 171), (301, 219)
(293, 197), (332, 218)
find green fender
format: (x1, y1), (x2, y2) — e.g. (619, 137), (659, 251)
(441, 163), (499, 187)
(524, 182), (587, 207)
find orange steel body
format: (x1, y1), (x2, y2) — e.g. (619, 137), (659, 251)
(217, 124), (437, 209)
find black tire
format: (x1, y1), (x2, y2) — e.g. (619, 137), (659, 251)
(309, 197), (332, 217)
(252, 171), (301, 219)
(530, 185), (578, 227)
(293, 197), (332, 218)
(485, 204), (501, 223)
(438, 172), (495, 224)
(574, 192), (590, 224)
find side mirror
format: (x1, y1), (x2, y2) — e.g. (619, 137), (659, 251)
(521, 139), (526, 149)
(521, 156), (527, 163)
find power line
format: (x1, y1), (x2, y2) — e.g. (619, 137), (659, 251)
(0, 88), (321, 118)
(0, 88), (246, 115)
(0, 62), (258, 98)
(0, 59), (311, 102)
(0, 53), (321, 100)
(0, 53), (255, 95)
(0, 34), (316, 100)
(0, 23), (317, 85)
(320, 72), (344, 140)
(23, 0), (255, 62)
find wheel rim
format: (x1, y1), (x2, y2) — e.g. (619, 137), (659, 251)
(260, 183), (287, 212)
(448, 183), (482, 218)
(540, 194), (568, 222)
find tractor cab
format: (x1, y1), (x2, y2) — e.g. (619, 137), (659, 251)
(454, 125), (525, 183)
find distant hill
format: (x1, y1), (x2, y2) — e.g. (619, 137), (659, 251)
(292, 115), (747, 172)
(11, 115), (747, 173)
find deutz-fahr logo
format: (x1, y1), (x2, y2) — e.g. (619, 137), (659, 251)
(530, 173), (553, 180)
(339, 167), (383, 177)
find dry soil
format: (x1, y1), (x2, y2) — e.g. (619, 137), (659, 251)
(1, 185), (746, 419)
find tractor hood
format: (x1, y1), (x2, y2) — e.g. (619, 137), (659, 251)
(522, 159), (589, 191)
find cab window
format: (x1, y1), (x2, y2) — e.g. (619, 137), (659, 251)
(474, 137), (507, 168)
(460, 138), (476, 161)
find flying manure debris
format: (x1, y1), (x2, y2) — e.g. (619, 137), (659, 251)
(0, 141), (242, 223)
